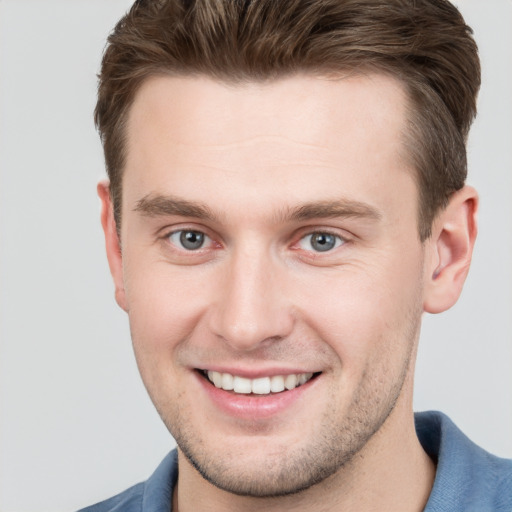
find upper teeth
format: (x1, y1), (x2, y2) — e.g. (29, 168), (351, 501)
(206, 371), (314, 394)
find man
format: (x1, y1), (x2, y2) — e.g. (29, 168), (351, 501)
(80, 0), (512, 510)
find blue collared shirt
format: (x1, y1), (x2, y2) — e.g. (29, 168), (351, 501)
(78, 411), (512, 511)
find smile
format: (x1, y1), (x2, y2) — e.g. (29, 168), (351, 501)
(202, 370), (316, 395)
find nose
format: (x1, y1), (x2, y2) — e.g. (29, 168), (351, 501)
(209, 245), (295, 352)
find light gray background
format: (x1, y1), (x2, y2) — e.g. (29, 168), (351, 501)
(0, 1), (511, 511)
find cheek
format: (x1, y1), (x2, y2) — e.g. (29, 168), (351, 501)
(123, 266), (210, 409)
(293, 255), (424, 367)
(123, 257), (213, 361)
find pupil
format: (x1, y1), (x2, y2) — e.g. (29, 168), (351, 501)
(312, 233), (335, 252)
(180, 231), (204, 250)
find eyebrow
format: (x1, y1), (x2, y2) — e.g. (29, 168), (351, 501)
(134, 194), (381, 223)
(134, 194), (219, 222)
(286, 200), (382, 222)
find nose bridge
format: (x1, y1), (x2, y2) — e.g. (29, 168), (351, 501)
(211, 240), (293, 351)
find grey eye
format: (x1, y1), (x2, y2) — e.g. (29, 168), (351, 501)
(169, 230), (208, 250)
(299, 232), (343, 252)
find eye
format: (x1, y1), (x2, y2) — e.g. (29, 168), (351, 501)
(298, 232), (344, 252)
(168, 230), (211, 251)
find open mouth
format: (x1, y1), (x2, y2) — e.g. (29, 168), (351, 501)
(198, 369), (320, 395)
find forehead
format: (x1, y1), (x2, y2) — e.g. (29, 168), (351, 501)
(126, 72), (408, 148)
(123, 73), (414, 222)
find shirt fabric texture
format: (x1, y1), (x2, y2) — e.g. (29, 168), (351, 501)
(77, 411), (512, 512)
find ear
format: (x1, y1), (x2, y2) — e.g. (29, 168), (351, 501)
(98, 180), (128, 312)
(423, 186), (478, 314)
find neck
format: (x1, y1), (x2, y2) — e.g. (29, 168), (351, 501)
(173, 397), (435, 512)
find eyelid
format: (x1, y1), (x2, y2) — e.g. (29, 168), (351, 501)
(294, 225), (350, 242)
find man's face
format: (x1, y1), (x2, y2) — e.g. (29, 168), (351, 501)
(114, 74), (428, 496)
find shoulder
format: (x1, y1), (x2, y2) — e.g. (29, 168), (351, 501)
(76, 450), (178, 512)
(416, 411), (512, 512)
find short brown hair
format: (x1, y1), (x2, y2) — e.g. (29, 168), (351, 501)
(95, 0), (480, 240)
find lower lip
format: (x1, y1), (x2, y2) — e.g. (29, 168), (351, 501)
(196, 372), (318, 420)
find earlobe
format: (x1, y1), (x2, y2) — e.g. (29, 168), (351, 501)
(423, 186), (478, 314)
(98, 180), (128, 312)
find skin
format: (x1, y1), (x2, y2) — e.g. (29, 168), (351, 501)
(99, 73), (478, 511)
